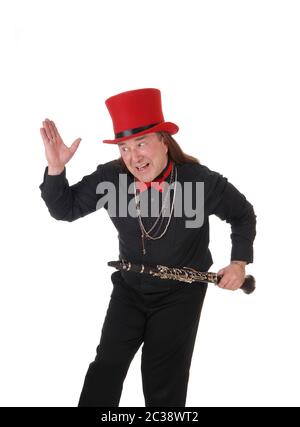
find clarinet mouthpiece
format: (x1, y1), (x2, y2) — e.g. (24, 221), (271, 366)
(107, 261), (121, 268)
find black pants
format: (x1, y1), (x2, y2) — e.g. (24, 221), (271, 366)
(78, 272), (207, 407)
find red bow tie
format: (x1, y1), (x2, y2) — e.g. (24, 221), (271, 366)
(135, 160), (173, 193)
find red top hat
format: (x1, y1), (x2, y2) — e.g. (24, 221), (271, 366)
(102, 88), (179, 144)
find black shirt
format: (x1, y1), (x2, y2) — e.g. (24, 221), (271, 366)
(39, 158), (256, 291)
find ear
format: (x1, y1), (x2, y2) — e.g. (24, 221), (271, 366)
(160, 135), (168, 152)
(164, 140), (168, 154)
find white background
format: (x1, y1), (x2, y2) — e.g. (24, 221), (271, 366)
(1, 0), (299, 407)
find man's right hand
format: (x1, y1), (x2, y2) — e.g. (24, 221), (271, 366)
(40, 118), (82, 175)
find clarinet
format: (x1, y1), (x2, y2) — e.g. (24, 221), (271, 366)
(107, 260), (256, 294)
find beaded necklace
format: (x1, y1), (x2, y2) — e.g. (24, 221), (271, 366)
(134, 164), (177, 255)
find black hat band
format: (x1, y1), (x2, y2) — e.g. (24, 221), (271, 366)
(115, 123), (160, 139)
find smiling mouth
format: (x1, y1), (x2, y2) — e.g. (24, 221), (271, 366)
(136, 163), (150, 171)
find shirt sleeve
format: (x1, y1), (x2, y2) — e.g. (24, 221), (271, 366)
(204, 166), (257, 264)
(39, 164), (108, 221)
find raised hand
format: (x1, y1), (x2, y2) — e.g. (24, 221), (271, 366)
(40, 118), (82, 174)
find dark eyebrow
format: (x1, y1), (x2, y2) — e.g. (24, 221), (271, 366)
(118, 135), (147, 147)
(133, 135), (147, 141)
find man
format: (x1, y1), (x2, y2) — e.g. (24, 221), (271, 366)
(39, 88), (256, 407)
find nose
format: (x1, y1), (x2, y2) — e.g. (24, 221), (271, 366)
(131, 148), (143, 164)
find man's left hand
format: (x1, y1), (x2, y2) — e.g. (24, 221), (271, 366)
(216, 261), (247, 291)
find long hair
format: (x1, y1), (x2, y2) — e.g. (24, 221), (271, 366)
(113, 131), (200, 171)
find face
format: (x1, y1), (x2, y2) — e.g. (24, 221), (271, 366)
(117, 133), (168, 181)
